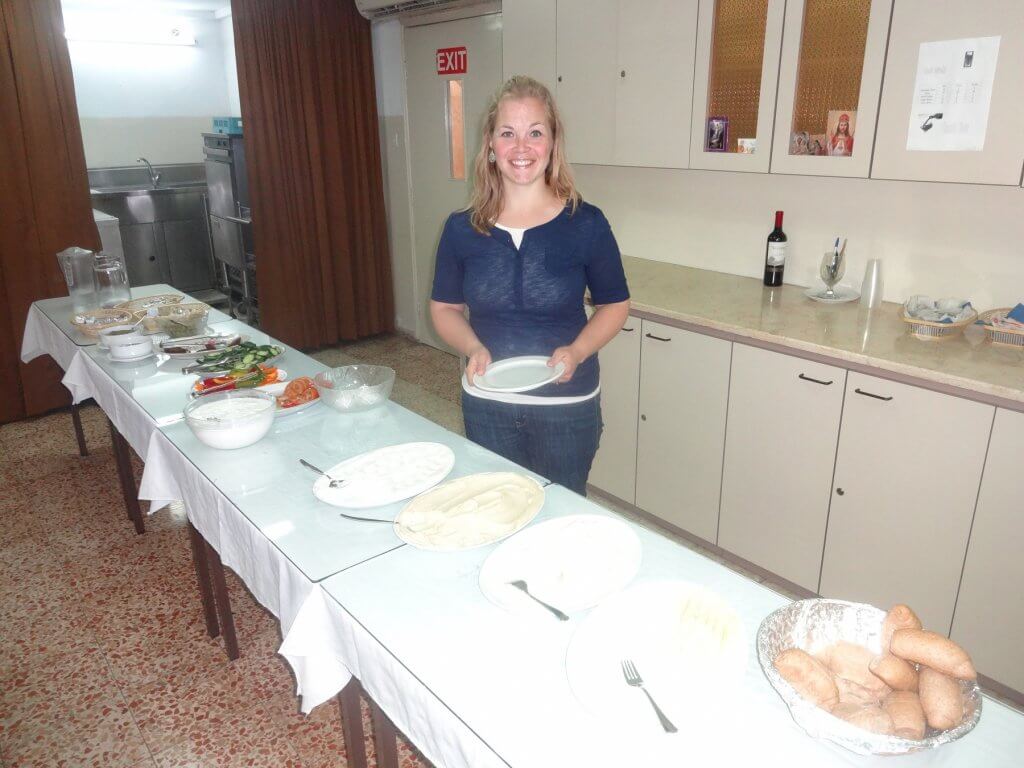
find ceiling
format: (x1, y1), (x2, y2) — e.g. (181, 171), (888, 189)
(62, 0), (231, 16)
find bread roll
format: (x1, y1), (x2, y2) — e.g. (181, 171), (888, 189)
(831, 702), (895, 735)
(918, 667), (965, 730)
(870, 653), (919, 692)
(883, 690), (927, 740)
(774, 648), (840, 709)
(881, 604), (922, 650)
(822, 641), (891, 698)
(890, 629), (977, 680)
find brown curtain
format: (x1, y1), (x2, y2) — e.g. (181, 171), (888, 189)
(232, 0), (394, 348)
(0, 0), (99, 424)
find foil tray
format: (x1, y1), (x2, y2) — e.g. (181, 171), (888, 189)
(757, 599), (981, 755)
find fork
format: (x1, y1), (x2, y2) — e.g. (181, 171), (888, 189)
(621, 659), (677, 733)
(506, 580), (569, 621)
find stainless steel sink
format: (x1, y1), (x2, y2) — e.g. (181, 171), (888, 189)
(90, 181), (207, 197)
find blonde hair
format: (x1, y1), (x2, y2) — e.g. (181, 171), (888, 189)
(466, 75), (580, 234)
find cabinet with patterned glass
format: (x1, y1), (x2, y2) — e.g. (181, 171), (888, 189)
(769, 0), (893, 177)
(689, 0), (785, 173)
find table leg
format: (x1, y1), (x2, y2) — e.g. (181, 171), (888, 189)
(369, 697), (400, 768)
(338, 679), (370, 768)
(187, 522), (220, 639)
(107, 419), (145, 535)
(71, 403), (88, 456)
(204, 540), (239, 660)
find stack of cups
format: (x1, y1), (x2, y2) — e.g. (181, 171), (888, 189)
(861, 259), (883, 309)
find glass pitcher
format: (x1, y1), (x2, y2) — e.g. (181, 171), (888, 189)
(56, 246), (98, 313)
(93, 252), (132, 308)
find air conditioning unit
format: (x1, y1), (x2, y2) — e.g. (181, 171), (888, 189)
(354, 0), (493, 21)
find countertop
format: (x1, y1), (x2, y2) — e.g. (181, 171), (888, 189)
(621, 256), (1024, 407)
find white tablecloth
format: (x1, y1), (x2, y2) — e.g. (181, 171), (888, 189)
(139, 429), (352, 711)
(21, 303), (84, 371)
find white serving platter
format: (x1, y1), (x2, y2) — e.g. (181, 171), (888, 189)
(475, 356), (566, 393)
(312, 442), (455, 509)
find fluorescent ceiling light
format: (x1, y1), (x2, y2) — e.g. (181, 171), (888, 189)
(64, 14), (197, 46)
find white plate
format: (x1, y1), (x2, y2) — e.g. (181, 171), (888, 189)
(259, 379), (322, 417)
(479, 515), (641, 619)
(804, 285), (860, 303)
(565, 581), (745, 734)
(475, 356), (566, 393)
(106, 349), (156, 364)
(395, 472), (544, 551)
(313, 442), (455, 509)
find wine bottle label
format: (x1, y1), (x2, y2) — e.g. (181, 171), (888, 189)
(767, 242), (787, 266)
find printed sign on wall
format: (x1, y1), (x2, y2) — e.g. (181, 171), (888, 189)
(436, 46), (467, 75)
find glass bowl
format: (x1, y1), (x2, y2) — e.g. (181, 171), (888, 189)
(141, 303), (209, 338)
(314, 365), (395, 414)
(183, 390), (276, 450)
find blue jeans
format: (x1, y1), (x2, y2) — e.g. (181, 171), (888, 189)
(462, 393), (603, 495)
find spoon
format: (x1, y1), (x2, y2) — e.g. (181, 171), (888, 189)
(299, 458), (347, 488)
(507, 580), (569, 621)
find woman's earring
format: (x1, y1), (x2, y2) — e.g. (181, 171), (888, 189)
(487, 149), (496, 163)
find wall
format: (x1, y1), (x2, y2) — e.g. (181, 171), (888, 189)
(65, 7), (240, 167)
(375, 16), (1024, 334)
(221, 14), (241, 116)
(372, 20), (418, 336)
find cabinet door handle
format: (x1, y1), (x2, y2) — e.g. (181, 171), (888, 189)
(621, 326), (635, 332)
(798, 373), (833, 386)
(836, 487), (845, 496)
(855, 387), (893, 401)
(645, 333), (671, 342)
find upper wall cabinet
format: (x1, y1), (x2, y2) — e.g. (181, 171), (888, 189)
(769, 0), (892, 178)
(502, 0), (557, 89)
(871, 0), (1024, 186)
(556, 0), (698, 168)
(689, 0), (785, 173)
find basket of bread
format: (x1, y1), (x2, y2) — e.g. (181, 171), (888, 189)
(758, 599), (980, 755)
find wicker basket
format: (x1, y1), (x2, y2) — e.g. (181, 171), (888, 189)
(115, 294), (183, 313)
(70, 308), (136, 337)
(140, 303), (209, 337)
(977, 308), (1024, 347)
(900, 306), (978, 340)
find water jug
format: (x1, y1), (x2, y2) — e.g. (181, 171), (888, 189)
(56, 247), (98, 313)
(93, 252), (132, 308)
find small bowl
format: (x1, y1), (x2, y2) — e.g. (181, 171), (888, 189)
(99, 324), (144, 347)
(141, 303), (209, 338)
(183, 390), (276, 450)
(109, 339), (154, 360)
(313, 365), (395, 414)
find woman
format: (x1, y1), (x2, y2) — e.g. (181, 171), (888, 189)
(430, 76), (630, 495)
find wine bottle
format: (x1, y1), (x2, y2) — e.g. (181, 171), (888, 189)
(763, 210), (787, 287)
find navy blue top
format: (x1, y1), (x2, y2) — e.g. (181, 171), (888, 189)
(431, 202), (630, 397)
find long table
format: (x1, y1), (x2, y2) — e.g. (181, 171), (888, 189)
(22, 289), (1024, 768)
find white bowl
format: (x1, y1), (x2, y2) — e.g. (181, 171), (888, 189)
(109, 339), (154, 360)
(183, 390), (276, 450)
(99, 324), (144, 347)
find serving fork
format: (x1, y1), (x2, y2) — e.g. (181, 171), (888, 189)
(507, 580), (569, 621)
(621, 659), (677, 733)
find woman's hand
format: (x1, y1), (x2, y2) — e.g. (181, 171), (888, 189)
(465, 344), (492, 386)
(548, 345), (583, 384)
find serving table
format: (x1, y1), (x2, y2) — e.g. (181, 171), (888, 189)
(21, 287), (1024, 768)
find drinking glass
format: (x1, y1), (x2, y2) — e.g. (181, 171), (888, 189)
(820, 250), (845, 299)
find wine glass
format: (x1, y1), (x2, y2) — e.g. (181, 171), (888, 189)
(820, 250), (845, 299)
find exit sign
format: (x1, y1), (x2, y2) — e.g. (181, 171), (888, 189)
(436, 46), (467, 75)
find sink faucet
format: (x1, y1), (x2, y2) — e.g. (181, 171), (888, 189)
(137, 157), (160, 187)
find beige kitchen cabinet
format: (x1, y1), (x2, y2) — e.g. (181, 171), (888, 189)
(718, 344), (846, 591)
(635, 319), (731, 543)
(820, 371), (993, 633)
(951, 408), (1024, 692)
(871, 0), (1024, 185)
(556, 0), (697, 168)
(501, 0), (557, 88)
(588, 320), (641, 504)
(689, 0), (786, 173)
(769, 0), (892, 178)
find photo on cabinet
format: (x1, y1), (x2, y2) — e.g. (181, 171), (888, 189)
(737, 138), (756, 154)
(826, 109), (856, 156)
(706, 116), (729, 152)
(789, 131), (810, 155)
(808, 134), (828, 156)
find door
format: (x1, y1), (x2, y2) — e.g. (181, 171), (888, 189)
(405, 14), (503, 350)
(718, 344), (846, 591)
(635, 319), (731, 543)
(819, 372), (992, 633)
(588, 319), (641, 504)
